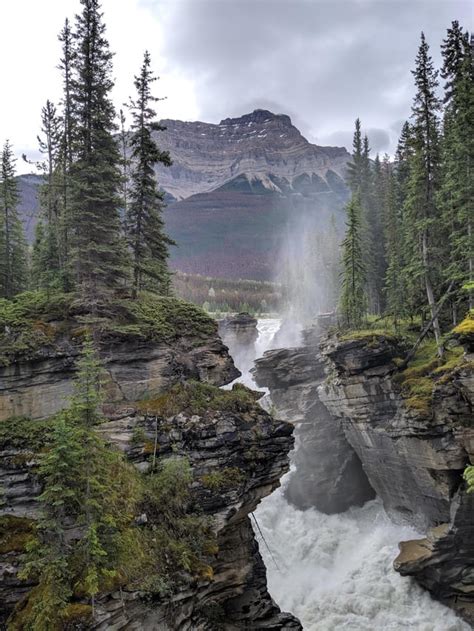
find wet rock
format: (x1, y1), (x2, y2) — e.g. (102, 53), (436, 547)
(394, 489), (474, 626)
(253, 345), (375, 513)
(219, 313), (258, 348)
(319, 334), (474, 622)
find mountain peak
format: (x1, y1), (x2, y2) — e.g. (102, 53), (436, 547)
(219, 109), (292, 127)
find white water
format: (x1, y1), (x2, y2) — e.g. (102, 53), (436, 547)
(233, 319), (469, 631)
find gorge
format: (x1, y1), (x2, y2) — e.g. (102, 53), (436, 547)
(219, 315), (473, 630)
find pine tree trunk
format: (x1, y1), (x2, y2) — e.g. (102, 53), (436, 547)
(422, 231), (443, 357)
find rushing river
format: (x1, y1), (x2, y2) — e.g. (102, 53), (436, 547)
(230, 318), (469, 631)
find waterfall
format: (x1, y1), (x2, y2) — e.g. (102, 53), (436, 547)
(233, 318), (469, 631)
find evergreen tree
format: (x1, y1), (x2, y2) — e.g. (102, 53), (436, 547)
(69, 0), (130, 299)
(439, 23), (473, 314)
(19, 417), (83, 629)
(366, 151), (387, 314)
(404, 33), (443, 355)
(57, 18), (76, 288)
(32, 100), (63, 290)
(119, 108), (130, 215)
(347, 118), (364, 193)
(58, 18), (75, 169)
(339, 192), (367, 326)
(0, 140), (28, 298)
(382, 155), (407, 325)
(126, 51), (174, 297)
(20, 336), (125, 624)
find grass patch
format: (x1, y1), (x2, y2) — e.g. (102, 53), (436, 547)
(337, 316), (421, 346)
(201, 467), (245, 491)
(137, 381), (261, 418)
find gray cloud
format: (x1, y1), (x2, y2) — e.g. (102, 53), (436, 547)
(150, 0), (472, 154)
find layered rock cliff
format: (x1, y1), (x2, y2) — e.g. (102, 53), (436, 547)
(317, 333), (473, 623)
(0, 294), (300, 630)
(253, 319), (473, 624)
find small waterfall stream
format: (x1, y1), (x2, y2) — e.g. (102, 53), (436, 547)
(230, 318), (469, 631)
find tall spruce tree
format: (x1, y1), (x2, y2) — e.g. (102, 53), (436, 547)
(69, 0), (129, 299)
(31, 100), (63, 291)
(126, 51), (174, 297)
(382, 155), (407, 325)
(19, 336), (128, 624)
(439, 22), (473, 314)
(340, 192), (367, 327)
(347, 118), (364, 193)
(119, 108), (130, 216)
(404, 33), (443, 355)
(0, 140), (28, 298)
(366, 151), (386, 314)
(57, 18), (76, 288)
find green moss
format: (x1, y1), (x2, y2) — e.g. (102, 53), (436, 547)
(464, 465), (474, 493)
(0, 516), (36, 554)
(340, 329), (398, 343)
(453, 310), (474, 337)
(339, 316), (422, 345)
(137, 381), (261, 418)
(120, 292), (216, 344)
(0, 290), (217, 366)
(0, 416), (55, 450)
(0, 291), (74, 366)
(201, 467), (245, 491)
(393, 340), (466, 417)
(62, 603), (92, 626)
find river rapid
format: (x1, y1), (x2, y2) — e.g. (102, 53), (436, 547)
(230, 318), (469, 631)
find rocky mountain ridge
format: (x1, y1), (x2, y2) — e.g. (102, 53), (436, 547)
(154, 109), (349, 200)
(17, 109), (349, 280)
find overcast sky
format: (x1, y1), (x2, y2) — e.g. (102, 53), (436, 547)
(1, 0), (471, 171)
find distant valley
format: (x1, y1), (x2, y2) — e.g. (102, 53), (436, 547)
(18, 109), (350, 281)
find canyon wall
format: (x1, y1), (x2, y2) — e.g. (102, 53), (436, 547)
(0, 302), (300, 630)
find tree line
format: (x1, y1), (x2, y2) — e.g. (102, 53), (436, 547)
(0, 0), (173, 305)
(340, 21), (473, 355)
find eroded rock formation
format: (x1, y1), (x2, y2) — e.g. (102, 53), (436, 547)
(318, 334), (473, 624)
(253, 343), (375, 513)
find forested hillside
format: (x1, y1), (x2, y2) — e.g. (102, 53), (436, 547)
(338, 23), (473, 353)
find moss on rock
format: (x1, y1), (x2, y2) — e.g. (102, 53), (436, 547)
(0, 516), (36, 554)
(137, 381), (261, 418)
(0, 290), (217, 366)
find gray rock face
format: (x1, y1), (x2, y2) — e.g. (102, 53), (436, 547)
(0, 401), (300, 630)
(154, 109), (350, 201)
(394, 489), (474, 625)
(253, 345), (375, 513)
(318, 335), (474, 623)
(318, 337), (471, 531)
(0, 320), (300, 629)
(0, 333), (239, 423)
